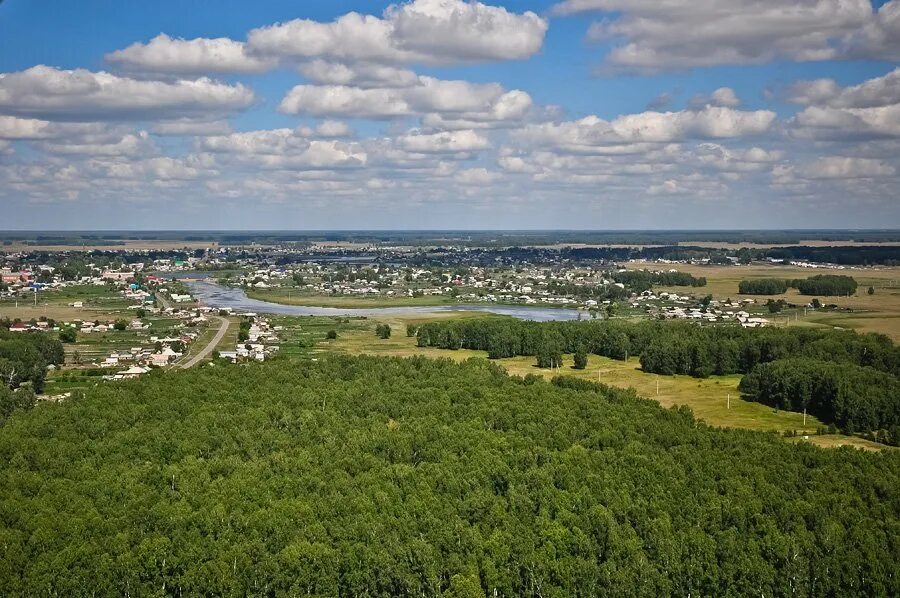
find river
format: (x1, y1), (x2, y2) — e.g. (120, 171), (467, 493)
(184, 280), (587, 322)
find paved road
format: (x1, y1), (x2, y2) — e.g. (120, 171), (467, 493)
(180, 316), (229, 369)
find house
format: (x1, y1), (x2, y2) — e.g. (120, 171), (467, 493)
(101, 271), (134, 281)
(150, 353), (171, 367)
(118, 366), (149, 379)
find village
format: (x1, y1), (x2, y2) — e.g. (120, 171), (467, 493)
(1, 258), (285, 395)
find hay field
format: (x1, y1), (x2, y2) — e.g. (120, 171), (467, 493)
(326, 315), (888, 450)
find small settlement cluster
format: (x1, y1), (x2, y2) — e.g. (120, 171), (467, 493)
(2, 262), (281, 384)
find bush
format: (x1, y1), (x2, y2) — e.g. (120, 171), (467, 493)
(573, 347), (588, 370)
(58, 327), (77, 343)
(375, 323), (391, 339)
(113, 319), (127, 331)
(326, 329), (338, 340)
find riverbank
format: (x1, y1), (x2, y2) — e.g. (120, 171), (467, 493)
(244, 288), (460, 309)
(186, 280), (585, 321)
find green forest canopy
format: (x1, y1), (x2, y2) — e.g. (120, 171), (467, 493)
(738, 275), (858, 296)
(0, 355), (898, 596)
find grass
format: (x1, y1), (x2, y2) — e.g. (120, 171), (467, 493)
(634, 261), (900, 341)
(326, 314), (890, 451)
(245, 288), (460, 308)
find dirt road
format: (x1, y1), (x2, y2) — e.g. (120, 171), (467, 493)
(180, 316), (229, 369)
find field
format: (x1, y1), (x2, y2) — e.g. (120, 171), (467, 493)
(636, 261), (900, 340)
(245, 288), (460, 308)
(319, 313), (890, 451)
(0, 284), (135, 323)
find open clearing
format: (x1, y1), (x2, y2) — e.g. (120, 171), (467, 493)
(325, 314), (887, 451)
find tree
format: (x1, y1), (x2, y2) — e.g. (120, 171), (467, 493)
(326, 330), (337, 340)
(868, 286), (875, 295)
(738, 279), (789, 295)
(573, 347), (588, 370)
(375, 323), (391, 339)
(811, 298), (822, 309)
(794, 274), (858, 296)
(58, 327), (77, 343)
(113, 319), (127, 331)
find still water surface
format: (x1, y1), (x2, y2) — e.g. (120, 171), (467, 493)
(185, 280), (586, 322)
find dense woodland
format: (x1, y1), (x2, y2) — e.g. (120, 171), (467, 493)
(610, 270), (706, 293)
(0, 355), (897, 595)
(0, 329), (64, 395)
(738, 278), (790, 295)
(793, 274), (858, 296)
(738, 275), (858, 296)
(415, 319), (900, 443)
(740, 359), (900, 445)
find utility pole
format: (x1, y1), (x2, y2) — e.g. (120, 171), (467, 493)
(656, 377), (659, 396)
(727, 393), (731, 409)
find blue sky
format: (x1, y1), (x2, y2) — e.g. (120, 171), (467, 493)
(1, 0), (899, 229)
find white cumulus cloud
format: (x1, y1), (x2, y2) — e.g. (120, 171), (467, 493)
(106, 34), (276, 74)
(0, 66), (255, 122)
(552, 0), (896, 72)
(247, 0), (547, 66)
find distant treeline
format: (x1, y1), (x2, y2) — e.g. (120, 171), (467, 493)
(415, 319), (898, 377)
(794, 274), (858, 296)
(612, 270), (706, 292)
(740, 359), (899, 444)
(414, 318), (900, 442)
(563, 245), (900, 266)
(739, 274), (858, 296)
(5, 229), (900, 247)
(739, 278), (791, 295)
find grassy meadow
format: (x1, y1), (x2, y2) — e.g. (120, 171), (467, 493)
(323, 313), (889, 451)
